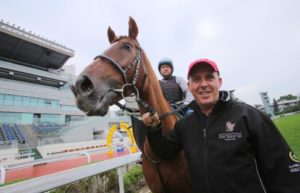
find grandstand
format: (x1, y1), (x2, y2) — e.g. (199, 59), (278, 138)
(0, 20), (132, 166)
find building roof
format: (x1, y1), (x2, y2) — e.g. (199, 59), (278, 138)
(0, 20), (74, 70)
(277, 99), (299, 105)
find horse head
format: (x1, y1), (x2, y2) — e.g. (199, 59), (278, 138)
(71, 17), (148, 116)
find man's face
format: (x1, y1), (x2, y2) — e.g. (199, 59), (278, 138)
(188, 64), (222, 111)
(160, 64), (172, 77)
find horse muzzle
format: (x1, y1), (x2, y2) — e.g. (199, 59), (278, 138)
(71, 75), (96, 97)
(70, 75), (121, 116)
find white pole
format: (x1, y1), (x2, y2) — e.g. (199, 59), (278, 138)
(82, 152), (91, 163)
(117, 167), (124, 193)
(0, 165), (5, 185)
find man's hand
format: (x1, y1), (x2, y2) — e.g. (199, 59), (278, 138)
(142, 112), (160, 127)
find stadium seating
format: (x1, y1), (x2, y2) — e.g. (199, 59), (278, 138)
(14, 124), (26, 143)
(0, 124), (26, 144)
(32, 123), (63, 136)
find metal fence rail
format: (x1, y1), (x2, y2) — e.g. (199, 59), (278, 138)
(0, 152), (141, 193)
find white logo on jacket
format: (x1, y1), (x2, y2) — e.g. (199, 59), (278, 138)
(219, 121), (242, 141)
(226, 122), (235, 132)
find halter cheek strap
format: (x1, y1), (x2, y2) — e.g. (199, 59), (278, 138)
(95, 54), (128, 83)
(94, 47), (142, 85)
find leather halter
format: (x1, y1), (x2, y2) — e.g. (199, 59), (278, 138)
(94, 43), (157, 114)
(94, 47), (142, 86)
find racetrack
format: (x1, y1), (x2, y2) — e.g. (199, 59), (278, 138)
(5, 148), (131, 184)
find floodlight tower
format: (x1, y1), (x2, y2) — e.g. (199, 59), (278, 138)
(259, 92), (274, 117)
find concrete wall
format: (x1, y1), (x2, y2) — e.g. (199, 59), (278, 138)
(0, 147), (34, 166)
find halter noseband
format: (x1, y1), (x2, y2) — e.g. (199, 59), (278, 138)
(94, 47), (142, 86)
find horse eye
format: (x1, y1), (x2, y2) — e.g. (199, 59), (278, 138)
(124, 43), (132, 50)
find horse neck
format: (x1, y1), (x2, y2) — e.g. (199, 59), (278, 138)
(139, 52), (177, 132)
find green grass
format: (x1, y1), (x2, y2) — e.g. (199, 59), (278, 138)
(273, 113), (300, 157)
(0, 179), (28, 187)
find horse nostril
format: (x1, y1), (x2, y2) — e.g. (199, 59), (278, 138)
(76, 75), (95, 96)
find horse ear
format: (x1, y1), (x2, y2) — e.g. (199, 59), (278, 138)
(128, 16), (138, 39)
(107, 26), (116, 44)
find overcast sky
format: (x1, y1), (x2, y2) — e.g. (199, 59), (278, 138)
(1, 0), (299, 106)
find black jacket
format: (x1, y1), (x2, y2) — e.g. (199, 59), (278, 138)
(148, 95), (300, 193)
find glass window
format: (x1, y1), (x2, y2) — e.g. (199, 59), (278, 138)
(30, 97), (38, 107)
(13, 95), (22, 106)
(38, 98), (45, 107)
(40, 114), (61, 123)
(51, 100), (59, 109)
(4, 94), (13, 106)
(0, 94), (63, 113)
(0, 94), (4, 105)
(0, 112), (21, 124)
(45, 99), (51, 107)
(22, 96), (30, 106)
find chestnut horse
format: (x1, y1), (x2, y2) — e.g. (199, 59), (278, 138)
(71, 17), (190, 193)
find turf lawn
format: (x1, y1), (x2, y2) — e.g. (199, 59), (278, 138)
(273, 113), (300, 157)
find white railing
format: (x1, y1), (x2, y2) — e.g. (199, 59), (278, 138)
(0, 152), (141, 193)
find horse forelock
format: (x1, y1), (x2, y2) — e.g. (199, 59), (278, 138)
(112, 35), (140, 46)
(111, 36), (126, 43)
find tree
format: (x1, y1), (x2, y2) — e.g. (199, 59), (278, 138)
(278, 94), (297, 101)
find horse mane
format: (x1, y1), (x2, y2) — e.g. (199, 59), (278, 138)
(139, 48), (177, 132)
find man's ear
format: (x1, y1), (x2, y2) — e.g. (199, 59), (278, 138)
(218, 77), (223, 88)
(187, 81), (191, 91)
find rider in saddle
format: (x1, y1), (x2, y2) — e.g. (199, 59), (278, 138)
(158, 57), (193, 115)
(136, 58), (193, 165)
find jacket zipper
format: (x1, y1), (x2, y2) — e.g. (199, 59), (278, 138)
(203, 127), (210, 193)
